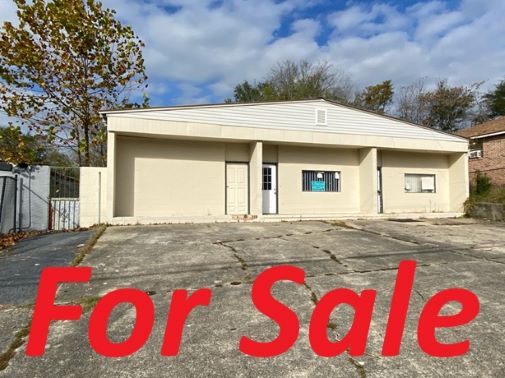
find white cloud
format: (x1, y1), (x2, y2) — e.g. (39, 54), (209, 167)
(0, 0), (17, 25)
(103, 0), (317, 98)
(173, 83), (213, 105)
(329, 4), (409, 37)
(0, 111), (11, 126)
(328, 6), (371, 32)
(415, 11), (465, 40)
(325, 0), (505, 90)
(1, 0), (505, 105)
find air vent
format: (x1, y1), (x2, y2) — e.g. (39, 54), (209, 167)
(315, 108), (327, 125)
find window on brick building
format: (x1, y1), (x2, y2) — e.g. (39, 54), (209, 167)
(469, 139), (483, 159)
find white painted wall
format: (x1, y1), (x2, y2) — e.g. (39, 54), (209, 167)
(277, 145), (361, 215)
(115, 137), (225, 217)
(381, 151), (451, 213)
(359, 148), (378, 214)
(0, 166), (50, 232)
(80, 167), (107, 227)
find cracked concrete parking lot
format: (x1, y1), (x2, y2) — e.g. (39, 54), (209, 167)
(1, 218), (505, 377)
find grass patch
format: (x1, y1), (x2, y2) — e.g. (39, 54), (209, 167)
(465, 186), (505, 215)
(327, 321), (338, 331)
(71, 224), (107, 266)
(78, 296), (101, 313)
(0, 323), (31, 371)
(473, 186), (505, 204)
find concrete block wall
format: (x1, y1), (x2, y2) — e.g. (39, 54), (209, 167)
(80, 167), (107, 227)
(469, 202), (504, 221)
(0, 166), (50, 232)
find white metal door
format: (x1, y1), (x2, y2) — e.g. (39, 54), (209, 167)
(262, 164), (277, 214)
(226, 163), (248, 215)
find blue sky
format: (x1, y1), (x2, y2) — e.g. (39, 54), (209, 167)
(1, 0), (505, 111)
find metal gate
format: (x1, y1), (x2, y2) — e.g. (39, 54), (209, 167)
(49, 167), (80, 230)
(0, 175), (18, 234)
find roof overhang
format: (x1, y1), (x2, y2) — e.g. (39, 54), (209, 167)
(107, 116), (468, 153)
(469, 130), (505, 139)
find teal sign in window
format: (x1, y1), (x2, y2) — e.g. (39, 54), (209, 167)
(311, 181), (325, 192)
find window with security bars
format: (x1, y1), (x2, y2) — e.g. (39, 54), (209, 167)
(405, 174), (436, 193)
(302, 170), (341, 192)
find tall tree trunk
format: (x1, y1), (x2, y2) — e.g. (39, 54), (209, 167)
(83, 122), (90, 167)
(75, 125), (82, 166)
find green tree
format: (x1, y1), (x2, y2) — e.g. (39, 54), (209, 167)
(483, 79), (505, 117)
(226, 60), (354, 104)
(419, 80), (476, 132)
(0, 0), (148, 167)
(355, 80), (394, 113)
(0, 125), (74, 166)
(0, 125), (42, 165)
(225, 81), (276, 103)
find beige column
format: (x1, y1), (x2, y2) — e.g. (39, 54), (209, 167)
(249, 141), (263, 216)
(106, 131), (117, 220)
(448, 152), (469, 212)
(359, 147), (378, 215)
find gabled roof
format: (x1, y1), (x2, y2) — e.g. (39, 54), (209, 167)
(103, 99), (467, 143)
(456, 117), (505, 139)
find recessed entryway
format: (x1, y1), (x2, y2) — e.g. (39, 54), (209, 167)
(377, 167), (383, 214)
(262, 163), (278, 214)
(226, 163), (249, 215)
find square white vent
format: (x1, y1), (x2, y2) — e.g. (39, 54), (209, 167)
(315, 108), (327, 125)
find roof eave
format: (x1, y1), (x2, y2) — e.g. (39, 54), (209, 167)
(99, 98), (326, 115)
(469, 130), (505, 139)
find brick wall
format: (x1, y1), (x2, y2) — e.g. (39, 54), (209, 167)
(469, 135), (505, 186)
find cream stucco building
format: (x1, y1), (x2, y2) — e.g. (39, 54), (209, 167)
(81, 99), (469, 226)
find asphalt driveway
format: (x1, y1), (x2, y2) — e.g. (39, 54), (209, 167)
(0, 230), (94, 363)
(2, 219), (505, 377)
(0, 231), (93, 305)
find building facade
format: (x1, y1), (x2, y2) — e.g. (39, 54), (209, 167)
(457, 117), (505, 186)
(82, 100), (469, 226)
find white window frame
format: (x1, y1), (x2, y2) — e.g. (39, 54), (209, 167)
(469, 139), (483, 159)
(404, 174), (436, 193)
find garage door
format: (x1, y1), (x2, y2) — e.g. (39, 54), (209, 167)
(226, 163), (248, 215)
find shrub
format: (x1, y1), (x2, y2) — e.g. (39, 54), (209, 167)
(473, 171), (492, 196)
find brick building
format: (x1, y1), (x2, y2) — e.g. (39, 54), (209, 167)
(457, 117), (505, 186)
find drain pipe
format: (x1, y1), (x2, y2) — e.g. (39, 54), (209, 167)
(12, 174), (18, 233)
(98, 171), (102, 224)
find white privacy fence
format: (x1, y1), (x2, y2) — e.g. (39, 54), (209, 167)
(49, 198), (80, 231)
(1, 165), (105, 233)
